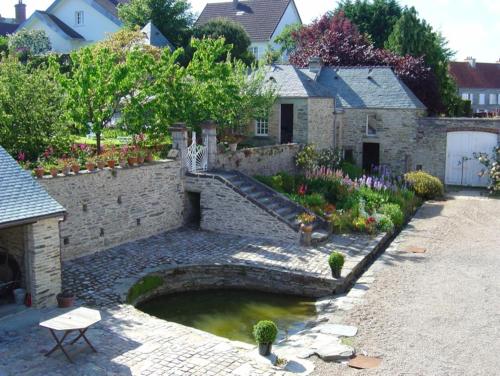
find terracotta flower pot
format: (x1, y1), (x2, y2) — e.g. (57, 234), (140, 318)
(56, 294), (75, 308)
(85, 162), (96, 172)
(35, 167), (45, 178)
(97, 161), (106, 169)
(62, 166), (71, 175)
(145, 153), (154, 163)
(137, 156), (145, 165)
(71, 164), (80, 174)
(300, 223), (314, 233)
(127, 157), (137, 166)
(50, 167), (59, 177)
(107, 160), (116, 169)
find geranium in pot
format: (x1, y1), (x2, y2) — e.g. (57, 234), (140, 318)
(57, 290), (75, 308)
(96, 155), (106, 169)
(34, 165), (45, 179)
(328, 251), (345, 278)
(85, 156), (96, 172)
(297, 213), (315, 233)
(253, 320), (278, 356)
(60, 158), (71, 175)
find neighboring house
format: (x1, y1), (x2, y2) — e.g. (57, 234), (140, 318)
(196, 0), (302, 61)
(246, 62), (427, 173)
(0, 0), (26, 36)
(449, 57), (500, 115)
(0, 146), (65, 308)
(16, 0), (171, 53)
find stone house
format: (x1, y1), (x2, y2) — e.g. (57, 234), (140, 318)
(449, 57), (500, 115)
(196, 0), (302, 61)
(246, 63), (427, 174)
(0, 147), (65, 308)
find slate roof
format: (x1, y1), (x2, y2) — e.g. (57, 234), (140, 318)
(449, 61), (500, 89)
(196, 0), (295, 42)
(267, 65), (426, 110)
(0, 147), (65, 228)
(0, 22), (18, 36)
(36, 11), (84, 39)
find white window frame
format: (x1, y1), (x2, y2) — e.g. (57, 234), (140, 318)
(479, 93), (486, 105)
(75, 11), (84, 26)
(365, 114), (377, 137)
(490, 94), (497, 105)
(249, 46), (259, 60)
(255, 118), (269, 137)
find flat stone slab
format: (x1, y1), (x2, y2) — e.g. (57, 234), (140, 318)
(311, 324), (358, 337)
(314, 342), (354, 361)
(348, 355), (382, 369)
(404, 245), (427, 253)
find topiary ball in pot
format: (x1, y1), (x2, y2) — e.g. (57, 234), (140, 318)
(328, 251), (345, 278)
(253, 320), (278, 356)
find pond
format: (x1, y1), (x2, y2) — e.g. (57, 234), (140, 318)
(137, 289), (317, 344)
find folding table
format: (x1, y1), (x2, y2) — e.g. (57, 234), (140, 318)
(39, 307), (101, 363)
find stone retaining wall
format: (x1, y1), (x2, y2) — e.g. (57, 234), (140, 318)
(127, 264), (336, 306)
(185, 175), (298, 242)
(215, 144), (301, 176)
(39, 161), (184, 261)
(416, 118), (500, 180)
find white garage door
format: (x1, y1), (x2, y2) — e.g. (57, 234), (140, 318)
(445, 131), (498, 186)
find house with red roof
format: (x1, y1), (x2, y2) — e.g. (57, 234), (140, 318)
(449, 57), (500, 115)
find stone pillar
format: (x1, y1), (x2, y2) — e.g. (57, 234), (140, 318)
(201, 120), (218, 171)
(26, 217), (62, 308)
(170, 123), (188, 172)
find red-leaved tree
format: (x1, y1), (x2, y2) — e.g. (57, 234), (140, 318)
(289, 12), (443, 114)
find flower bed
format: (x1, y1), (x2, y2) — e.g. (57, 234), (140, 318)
(256, 166), (423, 235)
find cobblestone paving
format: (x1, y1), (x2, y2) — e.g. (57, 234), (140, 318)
(1, 228), (379, 376)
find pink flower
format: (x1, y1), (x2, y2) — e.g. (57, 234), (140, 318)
(17, 151), (25, 161)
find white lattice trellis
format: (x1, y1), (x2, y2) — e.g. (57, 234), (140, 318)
(185, 132), (208, 173)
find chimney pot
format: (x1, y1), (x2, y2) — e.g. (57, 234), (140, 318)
(308, 57), (322, 74)
(15, 0), (26, 24)
(465, 56), (476, 68)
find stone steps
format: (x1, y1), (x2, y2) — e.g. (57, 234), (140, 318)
(211, 170), (330, 244)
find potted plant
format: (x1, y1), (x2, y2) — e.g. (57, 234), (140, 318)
(60, 158), (71, 175)
(297, 213), (315, 233)
(145, 150), (154, 163)
(253, 320), (278, 356)
(137, 149), (146, 165)
(126, 146), (138, 167)
(85, 157), (96, 172)
(223, 134), (245, 152)
(119, 147), (128, 168)
(56, 290), (75, 308)
(46, 162), (60, 178)
(34, 165), (45, 179)
(96, 155), (106, 170)
(104, 149), (117, 169)
(68, 158), (80, 174)
(328, 251), (345, 278)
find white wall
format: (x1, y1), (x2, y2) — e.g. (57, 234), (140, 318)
(50, 0), (121, 44)
(24, 16), (81, 53)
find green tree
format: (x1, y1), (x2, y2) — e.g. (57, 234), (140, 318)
(7, 29), (51, 55)
(118, 0), (194, 48)
(192, 18), (254, 65)
(0, 36), (8, 57)
(0, 56), (68, 160)
(337, 0), (402, 48)
(273, 22), (303, 56)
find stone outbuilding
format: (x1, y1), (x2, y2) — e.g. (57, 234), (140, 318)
(0, 147), (65, 308)
(246, 64), (427, 174)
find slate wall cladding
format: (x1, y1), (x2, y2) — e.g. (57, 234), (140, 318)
(341, 108), (426, 174)
(26, 218), (62, 308)
(39, 160), (184, 261)
(416, 118), (500, 180)
(185, 175), (298, 242)
(215, 144), (301, 176)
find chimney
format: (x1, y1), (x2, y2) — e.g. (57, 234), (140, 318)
(309, 56), (322, 74)
(233, 0), (239, 9)
(465, 56), (476, 68)
(15, 0), (26, 24)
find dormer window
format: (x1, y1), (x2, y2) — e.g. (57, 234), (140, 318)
(75, 11), (84, 26)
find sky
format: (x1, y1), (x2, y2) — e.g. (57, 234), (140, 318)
(1, 0), (498, 62)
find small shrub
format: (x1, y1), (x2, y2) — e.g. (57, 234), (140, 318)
(358, 186), (387, 212)
(330, 210), (354, 233)
(405, 171), (444, 199)
(304, 193), (326, 208)
(378, 215), (395, 232)
(341, 161), (363, 179)
(295, 145), (318, 171)
(253, 320), (278, 344)
(316, 148), (343, 169)
(328, 251), (345, 277)
(380, 203), (404, 227)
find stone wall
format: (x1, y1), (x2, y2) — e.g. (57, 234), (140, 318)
(215, 144), (301, 176)
(39, 161), (184, 261)
(307, 98), (336, 149)
(185, 175), (298, 242)
(25, 218), (62, 308)
(416, 118), (500, 180)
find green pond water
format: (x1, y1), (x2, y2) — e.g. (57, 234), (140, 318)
(137, 289), (317, 344)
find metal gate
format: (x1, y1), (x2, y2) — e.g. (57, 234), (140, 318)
(185, 132), (208, 173)
(445, 131), (498, 186)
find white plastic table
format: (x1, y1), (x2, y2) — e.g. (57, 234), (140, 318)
(39, 307), (101, 363)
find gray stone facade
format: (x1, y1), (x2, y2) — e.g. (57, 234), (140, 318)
(416, 118), (500, 180)
(216, 143), (301, 176)
(458, 88), (500, 113)
(39, 161), (185, 261)
(185, 175), (298, 242)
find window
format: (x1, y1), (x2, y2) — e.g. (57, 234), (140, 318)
(249, 46), (259, 60)
(366, 114), (377, 136)
(75, 11), (84, 26)
(461, 93), (469, 100)
(490, 94), (497, 105)
(479, 93), (485, 105)
(255, 118), (269, 136)
(469, 93), (474, 103)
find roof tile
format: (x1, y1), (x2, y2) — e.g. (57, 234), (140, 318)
(449, 61), (500, 89)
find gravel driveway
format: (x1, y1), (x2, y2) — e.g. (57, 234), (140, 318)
(313, 192), (500, 376)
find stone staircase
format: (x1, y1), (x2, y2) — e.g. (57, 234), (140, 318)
(211, 170), (330, 244)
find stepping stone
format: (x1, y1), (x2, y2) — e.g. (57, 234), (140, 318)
(315, 342), (354, 361)
(404, 246), (427, 254)
(311, 324), (358, 337)
(348, 355), (382, 369)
